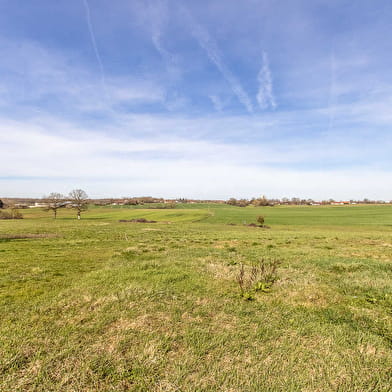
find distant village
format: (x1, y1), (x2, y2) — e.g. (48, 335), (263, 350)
(1, 195), (391, 210)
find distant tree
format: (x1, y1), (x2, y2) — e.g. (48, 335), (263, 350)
(226, 198), (251, 207)
(43, 193), (65, 219)
(69, 189), (88, 219)
(237, 199), (250, 207)
(0, 199), (3, 209)
(291, 197), (301, 205)
(227, 198), (238, 206)
(252, 195), (270, 207)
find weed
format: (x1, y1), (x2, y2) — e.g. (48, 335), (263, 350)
(237, 258), (281, 299)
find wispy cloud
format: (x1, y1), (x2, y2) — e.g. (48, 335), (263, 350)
(1, 0), (392, 199)
(326, 51), (337, 132)
(257, 51), (276, 110)
(181, 6), (253, 113)
(209, 95), (223, 112)
(82, 0), (107, 93)
(0, 37), (164, 115)
(147, 0), (180, 80)
(1, 115), (391, 200)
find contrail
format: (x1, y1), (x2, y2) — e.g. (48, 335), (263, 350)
(180, 6), (253, 113)
(257, 51), (276, 110)
(327, 52), (337, 132)
(148, 0), (179, 79)
(209, 95), (223, 112)
(82, 0), (107, 93)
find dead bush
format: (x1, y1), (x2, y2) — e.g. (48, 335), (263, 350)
(237, 258), (281, 300)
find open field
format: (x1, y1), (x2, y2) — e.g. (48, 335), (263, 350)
(1, 204), (391, 391)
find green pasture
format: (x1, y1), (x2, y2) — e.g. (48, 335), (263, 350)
(185, 203), (392, 227)
(0, 204), (391, 391)
(19, 203), (392, 227)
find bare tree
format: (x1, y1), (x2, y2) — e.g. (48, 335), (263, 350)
(43, 193), (65, 219)
(69, 189), (89, 219)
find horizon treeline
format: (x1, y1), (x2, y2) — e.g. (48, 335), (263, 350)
(1, 195), (391, 208)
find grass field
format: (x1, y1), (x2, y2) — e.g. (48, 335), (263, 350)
(1, 204), (391, 391)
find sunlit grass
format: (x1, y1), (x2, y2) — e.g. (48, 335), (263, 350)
(0, 205), (391, 390)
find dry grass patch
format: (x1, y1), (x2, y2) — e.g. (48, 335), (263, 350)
(204, 261), (237, 280)
(0, 233), (58, 239)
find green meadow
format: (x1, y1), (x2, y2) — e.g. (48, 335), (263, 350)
(0, 204), (391, 391)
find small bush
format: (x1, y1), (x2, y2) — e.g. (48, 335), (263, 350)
(237, 258), (281, 299)
(13, 211), (23, 219)
(257, 215), (265, 225)
(0, 211), (12, 219)
(0, 210), (23, 219)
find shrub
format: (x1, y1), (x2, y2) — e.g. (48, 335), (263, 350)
(251, 196), (271, 206)
(226, 198), (251, 207)
(0, 210), (23, 219)
(0, 211), (12, 219)
(13, 211), (23, 219)
(257, 215), (265, 225)
(236, 258), (281, 299)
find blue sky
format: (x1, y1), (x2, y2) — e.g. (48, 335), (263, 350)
(1, 0), (391, 199)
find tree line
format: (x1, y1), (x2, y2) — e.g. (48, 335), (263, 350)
(225, 196), (392, 207)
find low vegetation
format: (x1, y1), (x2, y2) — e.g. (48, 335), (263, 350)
(0, 209), (23, 219)
(0, 203), (391, 390)
(237, 258), (281, 300)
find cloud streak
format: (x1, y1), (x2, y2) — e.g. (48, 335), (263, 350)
(327, 51), (337, 132)
(82, 0), (107, 93)
(1, 1), (392, 199)
(257, 51), (276, 110)
(2, 118), (391, 200)
(209, 95), (223, 112)
(181, 6), (254, 113)
(0, 37), (164, 116)
(148, 0), (176, 73)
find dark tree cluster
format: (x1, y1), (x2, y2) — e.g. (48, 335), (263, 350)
(226, 196), (274, 207)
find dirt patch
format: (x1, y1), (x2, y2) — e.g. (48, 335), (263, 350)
(245, 223), (271, 228)
(119, 218), (157, 223)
